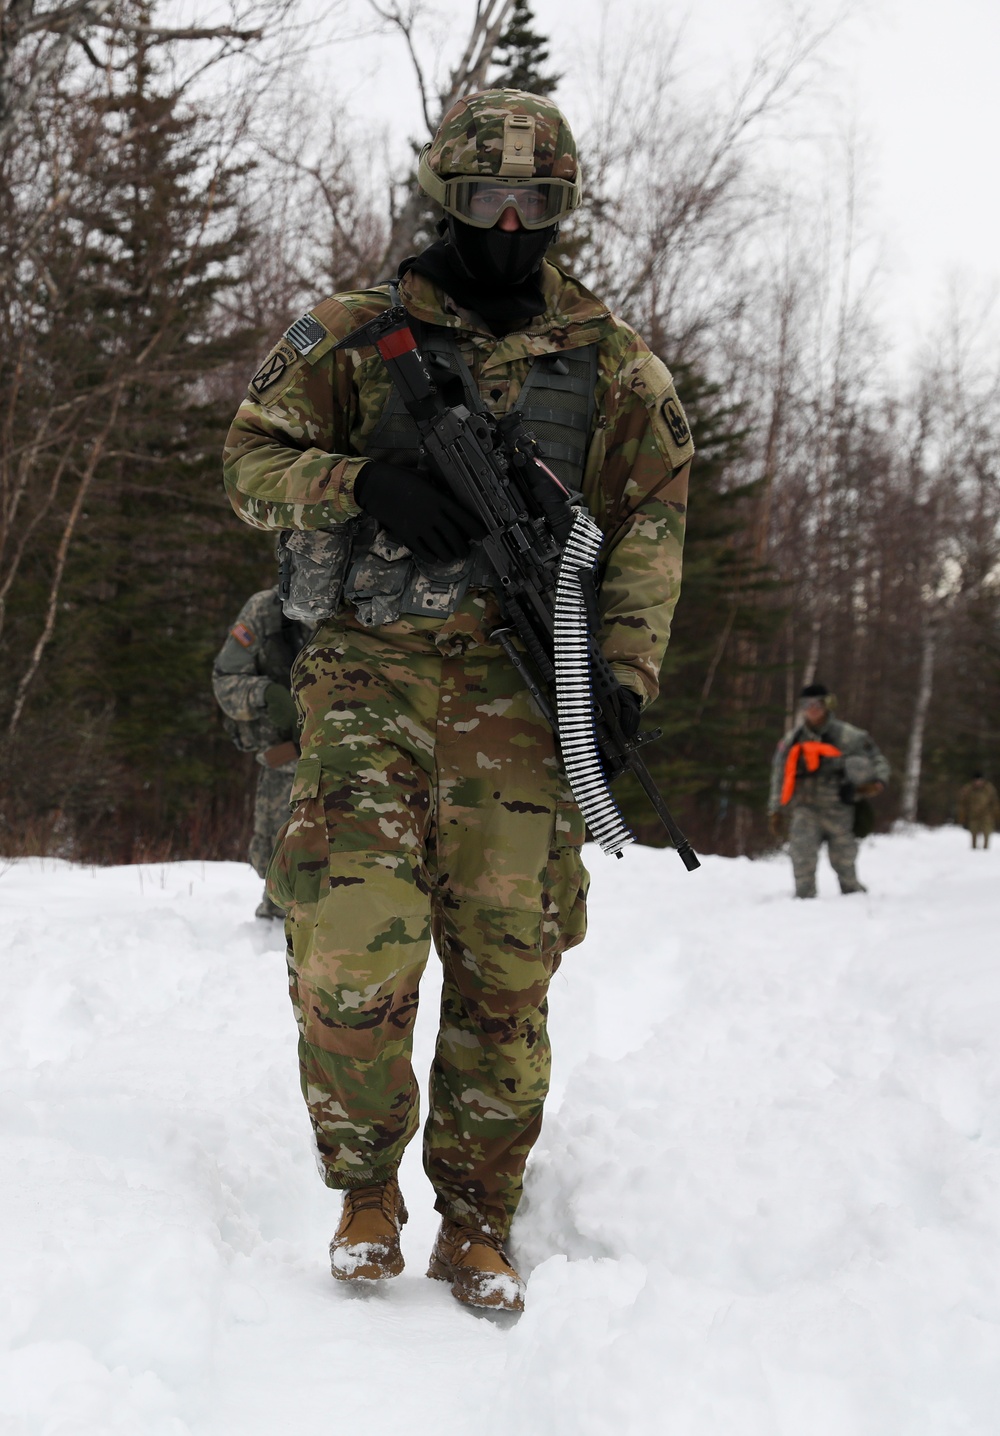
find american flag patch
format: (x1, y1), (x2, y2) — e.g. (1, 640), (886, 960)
(231, 622), (255, 648)
(285, 313), (325, 356)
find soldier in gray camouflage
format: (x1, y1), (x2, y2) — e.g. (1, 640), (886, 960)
(212, 587), (311, 917)
(768, 683), (890, 898)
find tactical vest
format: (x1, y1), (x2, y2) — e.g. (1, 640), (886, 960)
(338, 315), (599, 626)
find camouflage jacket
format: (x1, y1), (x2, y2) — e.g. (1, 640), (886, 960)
(957, 780), (1000, 828)
(223, 262), (693, 704)
(212, 587), (311, 752)
(768, 717), (890, 812)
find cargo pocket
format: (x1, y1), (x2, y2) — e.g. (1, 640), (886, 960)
(541, 799), (590, 962)
(265, 752), (325, 913)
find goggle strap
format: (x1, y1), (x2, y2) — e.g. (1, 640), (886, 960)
(416, 144), (583, 223)
(417, 147), (448, 208)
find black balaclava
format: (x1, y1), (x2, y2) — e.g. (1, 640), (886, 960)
(448, 213), (556, 288)
(405, 216), (557, 336)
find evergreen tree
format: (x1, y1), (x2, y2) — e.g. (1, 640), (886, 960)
(615, 367), (787, 854)
(490, 0), (561, 96)
(0, 13), (269, 858)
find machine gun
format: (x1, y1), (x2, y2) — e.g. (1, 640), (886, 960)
(335, 306), (699, 871)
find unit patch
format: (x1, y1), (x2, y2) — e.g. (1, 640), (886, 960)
(662, 394), (690, 447)
(250, 339), (296, 396)
(231, 622), (256, 649)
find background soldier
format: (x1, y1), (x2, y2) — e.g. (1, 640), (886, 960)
(222, 89), (693, 1311)
(956, 772), (1000, 849)
(768, 683), (889, 898)
(212, 586), (311, 918)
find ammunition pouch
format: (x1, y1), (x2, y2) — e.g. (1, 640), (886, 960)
(278, 525), (357, 625)
(342, 517), (493, 627)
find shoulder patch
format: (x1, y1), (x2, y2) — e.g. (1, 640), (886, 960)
(250, 339), (297, 397)
(231, 622), (256, 649)
(285, 313), (326, 356)
(627, 352), (695, 469)
(662, 393), (690, 446)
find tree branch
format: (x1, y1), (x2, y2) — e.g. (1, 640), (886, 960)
(5, 383), (124, 739)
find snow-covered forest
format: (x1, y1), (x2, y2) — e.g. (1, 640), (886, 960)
(2, 5), (1000, 1429)
(3, 827), (999, 1433)
(2, 0), (998, 862)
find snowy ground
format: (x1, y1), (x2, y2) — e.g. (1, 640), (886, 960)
(1, 825), (999, 1435)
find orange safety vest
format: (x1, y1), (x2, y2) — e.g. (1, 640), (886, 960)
(780, 740), (843, 806)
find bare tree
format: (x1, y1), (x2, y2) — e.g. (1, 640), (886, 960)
(372, 0), (516, 271)
(0, 0), (300, 149)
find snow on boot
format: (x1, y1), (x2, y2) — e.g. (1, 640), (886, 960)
(330, 1178), (407, 1282)
(427, 1219), (525, 1312)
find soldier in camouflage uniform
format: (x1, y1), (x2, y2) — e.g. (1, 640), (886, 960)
(956, 773), (1000, 849)
(223, 90), (693, 1311)
(768, 683), (890, 898)
(212, 587), (311, 918)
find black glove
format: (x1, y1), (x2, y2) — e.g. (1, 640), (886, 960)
(769, 810), (787, 841)
(354, 460), (486, 564)
(264, 682), (297, 738)
(605, 684), (643, 740)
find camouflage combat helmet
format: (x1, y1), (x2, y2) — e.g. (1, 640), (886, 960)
(418, 89), (582, 230)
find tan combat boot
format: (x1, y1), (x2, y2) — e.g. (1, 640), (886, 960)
(427, 1219), (525, 1312)
(329, 1178), (408, 1282)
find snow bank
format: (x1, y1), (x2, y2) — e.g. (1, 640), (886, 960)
(1, 828), (998, 1434)
(508, 830), (1000, 1433)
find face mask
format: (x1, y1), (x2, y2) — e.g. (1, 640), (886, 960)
(447, 216), (557, 288)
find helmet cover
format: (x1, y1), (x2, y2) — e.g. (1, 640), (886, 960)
(418, 88), (582, 228)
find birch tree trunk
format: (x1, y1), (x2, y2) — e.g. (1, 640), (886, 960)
(4, 383), (124, 739)
(900, 611), (938, 822)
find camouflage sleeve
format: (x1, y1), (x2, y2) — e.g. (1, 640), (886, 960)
(222, 299), (375, 533)
(212, 671), (270, 722)
(211, 591), (272, 721)
(866, 735), (891, 787)
(587, 342), (694, 705)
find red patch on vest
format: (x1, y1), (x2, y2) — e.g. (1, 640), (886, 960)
(231, 622), (255, 649)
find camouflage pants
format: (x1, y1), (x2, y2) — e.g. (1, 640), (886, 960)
(971, 825), (994, 849)
(248, 759), (296, 878)
(787, 792), (862, 896)
(266, 614), (588, 1239)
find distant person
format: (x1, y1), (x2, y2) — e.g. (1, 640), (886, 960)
(768, 683), (890, 898)
(956, 772), (999, 850)
(212, 587), (311, 918)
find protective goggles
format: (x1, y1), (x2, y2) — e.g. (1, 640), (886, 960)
(418, 149), (581, 230)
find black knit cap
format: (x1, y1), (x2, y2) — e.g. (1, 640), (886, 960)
(800, 683), (829, 700)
